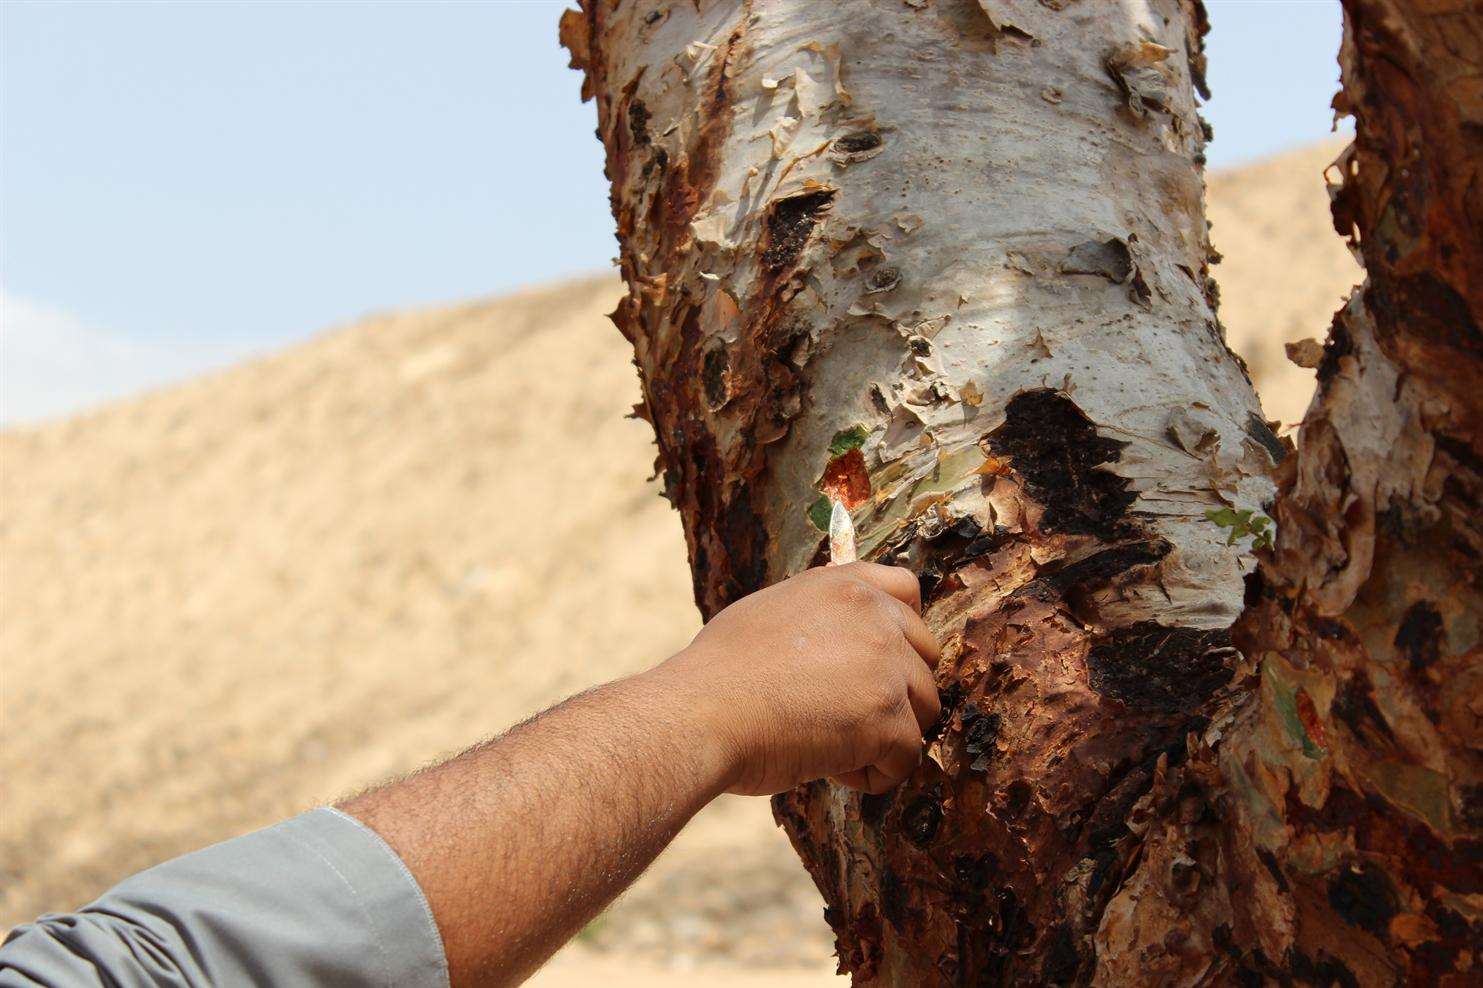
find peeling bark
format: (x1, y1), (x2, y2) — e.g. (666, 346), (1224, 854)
(564, 0), (1478, 983)
(1198, 3), (1482, 985)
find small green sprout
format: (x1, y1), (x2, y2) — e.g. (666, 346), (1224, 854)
(1205, 507), (1273, 550)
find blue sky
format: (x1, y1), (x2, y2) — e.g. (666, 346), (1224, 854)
(1, 0), (1348, 423)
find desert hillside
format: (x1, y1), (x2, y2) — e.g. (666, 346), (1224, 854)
(0, 140), (1356, 981)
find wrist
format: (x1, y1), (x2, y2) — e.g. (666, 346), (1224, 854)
(636, 648), (747, 798)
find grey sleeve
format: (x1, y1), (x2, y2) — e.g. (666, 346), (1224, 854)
(0, 807), (449, 988)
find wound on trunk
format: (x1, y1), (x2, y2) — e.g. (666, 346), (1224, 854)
(987, 389), (1136, 538)
(1087, 622), (1236, 713)
(761, 189), (836, 271)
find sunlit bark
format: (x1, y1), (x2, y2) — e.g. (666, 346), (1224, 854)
(563, 0), (1478, 983)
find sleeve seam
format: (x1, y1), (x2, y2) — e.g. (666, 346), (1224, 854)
(277, 818), (400, 988)
(322, 806), (451, 988)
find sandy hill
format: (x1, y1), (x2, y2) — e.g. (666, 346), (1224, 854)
(0, 140), (1356, 982)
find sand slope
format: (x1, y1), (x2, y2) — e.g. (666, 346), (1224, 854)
(0, 140), (1356, 977)
(1209, 139), (1358, 427)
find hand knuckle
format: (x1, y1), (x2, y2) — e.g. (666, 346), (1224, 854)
(866, 649), (895, 682)
(859, 682), (894, 718)
(837, 581), (874, 609)
(863, 623), (895, 654)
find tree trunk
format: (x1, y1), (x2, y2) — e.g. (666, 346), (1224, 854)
(562, 0), (1479, 984)
(1196, 2), (1482, 985)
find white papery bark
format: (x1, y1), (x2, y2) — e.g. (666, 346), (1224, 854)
(566, 1), (1283, 982)
(569, 0), (1273, 620)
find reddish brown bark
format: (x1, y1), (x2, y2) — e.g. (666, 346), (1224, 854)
(1210, 2), (1483, 984)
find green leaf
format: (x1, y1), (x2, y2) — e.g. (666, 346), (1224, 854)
(828, 425), (869, 457)
(1206, 507), (1274, 550)
(1206, 507), (1240, 527)
(807, 496), (833, 532)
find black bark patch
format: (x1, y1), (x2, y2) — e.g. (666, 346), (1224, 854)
(1061, 238), (1134, 282)
(1085, 847), (1121, 897)
(1000, 780), (1033, 820)
(761, 189), (836, 271)
(1316, 317), (1354, 384)
(1040, 925), (1083, 985)
(960, 702), (1002, 772)
(859, 791), (894, 827)
(1085, 766), (1163, 869)
(1412, 903), (1476, 977)
(1087, 820), (1129, 850)
(831, 131), (884, 164)
(718, 494), (769, 602)
(880, 867), (910, 929)
(1037, 539), (1170, 596)
(953, 852), (998, 891)
(865, 265), (902, 294)
(627, 99), (651, 145)
(1312, 617), (1351, 641)
(1243, 568), (1268, 608)
(1087, 622), (1236, 714)
(925, 682), (965, 744)
(1257, 847), (1291, 893)
(995, 887), (1034, 949)
(702, 344), (729, 410)
(1434, 431), (1483, 475)
(902, 794), (943, 846)
(1460, 784), (1483, 832)
(1443, 472), (1479, 511)
(1394, 600), (1444, 669)
(905, 516), (1013, 601)
(1326, 860), (1398, 936)
(986, 389), (1136, 538)
(1376, 501), (1418, 546)
(834, 131), (882, 154)
(770, 790), (803, 831)
(1246, 411), (1288, 463)
(1432, 902), (1470, 941)
(1332, 672), (1397, 749)
(1235, 965), (1264, 988)
(1286, 948), (1361, 988)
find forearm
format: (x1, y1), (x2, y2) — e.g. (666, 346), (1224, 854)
(339, 663), (733, 988)
(1, 564), (935, 988)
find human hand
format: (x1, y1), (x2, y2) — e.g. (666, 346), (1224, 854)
(650, 562), (942, 796)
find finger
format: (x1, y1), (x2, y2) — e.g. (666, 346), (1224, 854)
(868, 719), (925, 789)
(830, 768), (871, 792)
(885, 596), (942, 669)
(841, 562), (921, 613)
(860, 765), (899, 795)
(902, 661), (942, 733)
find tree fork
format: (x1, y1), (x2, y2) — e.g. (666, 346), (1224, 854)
(564, 0), (1477, 984)
(1196, 2), (1482, 985)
